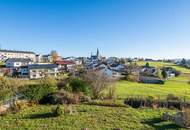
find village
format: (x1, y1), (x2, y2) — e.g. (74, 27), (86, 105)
(0, 48), (184, 83)
(1, 48), (190, 129)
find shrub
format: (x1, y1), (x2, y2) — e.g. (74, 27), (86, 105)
(83, 71), (115, 99)
(0, 77), (14, 101)
(10, 100), (28, 113)
(126, 74), (139, 82)
(167, 94), (180, 101)
(57, 78), (71, 91)
(64, 104), (74, 115)
(80, 95), (91, 103)
(41, 91), (91, 105)
(87, 100), (127, 108)
(106, 85), (116, 99)
(1, 78), (23, 99)
(53, 105), (64, 117)
(183, 107), (190, 128)
(21, 77), (57, 103)
(69, 78), (90, 95)
(147, 95), (157, 102)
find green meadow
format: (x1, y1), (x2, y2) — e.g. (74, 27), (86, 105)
(136, 61), (190, 74)
(0, 105), (181, 130)
(114, 61), (190, 100)
(115, 79), (190, 100)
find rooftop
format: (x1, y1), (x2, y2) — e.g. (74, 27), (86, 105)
(28, 64), (58, 69)
(0, 49), (35, 54)
(5, 58), (32, 63)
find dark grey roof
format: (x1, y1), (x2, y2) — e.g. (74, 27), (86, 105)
(5, 58), (32, 63)
(28, 64), (58, 69)
(0, 49), (35, 54)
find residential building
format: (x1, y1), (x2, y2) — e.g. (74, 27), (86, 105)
(5, 58), (33, 68)
(35, 54), (53, 63)
(55, 60), (76, 73)
(0, 49), (36, 62)
(26, 64), (58, 79)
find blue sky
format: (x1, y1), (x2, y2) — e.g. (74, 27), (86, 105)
(0, 0), (190, 59)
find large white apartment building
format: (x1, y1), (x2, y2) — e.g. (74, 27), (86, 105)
(0, 49), (36, 62)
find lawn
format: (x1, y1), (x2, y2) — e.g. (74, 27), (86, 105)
(115, 79), (190, 100)
(114, 61), (190, 100)
(136, 61), (190, 74)
(0, 104), (181, 130)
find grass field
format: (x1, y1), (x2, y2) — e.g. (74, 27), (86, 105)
(111, 61), (190, 100)
(0, 105), (181, 130)
(115, 80), (190, 100)
(136, 61), (190, 74)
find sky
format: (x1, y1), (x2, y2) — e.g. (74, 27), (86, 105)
(0, 0), (190, 59)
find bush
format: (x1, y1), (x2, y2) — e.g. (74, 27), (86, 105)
(106, 86), (116, 99)
(53, 105), (64, 117)
(21, 77), (57, 103)
(167, 94), (180, 101)
(83, 71), (115, 99)
(57, 78), (71, 91)
(87, 100), (127, 108)
(41, 91), (91, 105)
(10, 100), (28, 113)
(80, 95), (91, 103)
(64, 104), (74, 115)
(69, 78), (90, 95)
(0, 77), (14, 101)
(147, 95), (157, 102)
(126, 74), (139, 82)
(183, 107), (190, 128)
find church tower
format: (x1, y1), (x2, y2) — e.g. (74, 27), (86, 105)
(96, 48), (100, 57)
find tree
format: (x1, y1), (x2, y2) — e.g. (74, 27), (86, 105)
(83, 70), (115, 99)
(50, 50), (58, 63)
(155, 68), (162, 78)
(181, 59), (187, 66)
(119, 58), (126, 64)
(145, 62), (150, 68)
(161, 70), (168, 79)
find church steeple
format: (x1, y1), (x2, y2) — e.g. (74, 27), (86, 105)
(96, 48), (100, 57)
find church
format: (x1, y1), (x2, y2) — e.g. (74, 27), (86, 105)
(90, 48), (101, 61)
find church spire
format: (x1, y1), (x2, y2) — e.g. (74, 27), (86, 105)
(96, 48), (100, 57)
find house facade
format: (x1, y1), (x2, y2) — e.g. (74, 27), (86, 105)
(55, 60), (76, 73)
(0, 49), (36, 62)
(27, 64), (58, 79)
(35, 54), (53, 63)
(5, 58), (33, 68)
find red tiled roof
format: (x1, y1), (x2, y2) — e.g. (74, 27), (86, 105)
(56, 60), (75, 65)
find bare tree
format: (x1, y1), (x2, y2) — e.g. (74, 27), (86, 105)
(83, 70), (115, 99)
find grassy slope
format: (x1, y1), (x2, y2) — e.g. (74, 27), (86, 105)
(0, 105), (181, 130)
(115, 80), (190, 100)
(112, 61), (190, 100)
(136, 61), (190, 74)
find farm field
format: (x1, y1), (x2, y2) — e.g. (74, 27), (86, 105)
(0, 105), (181, 130)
